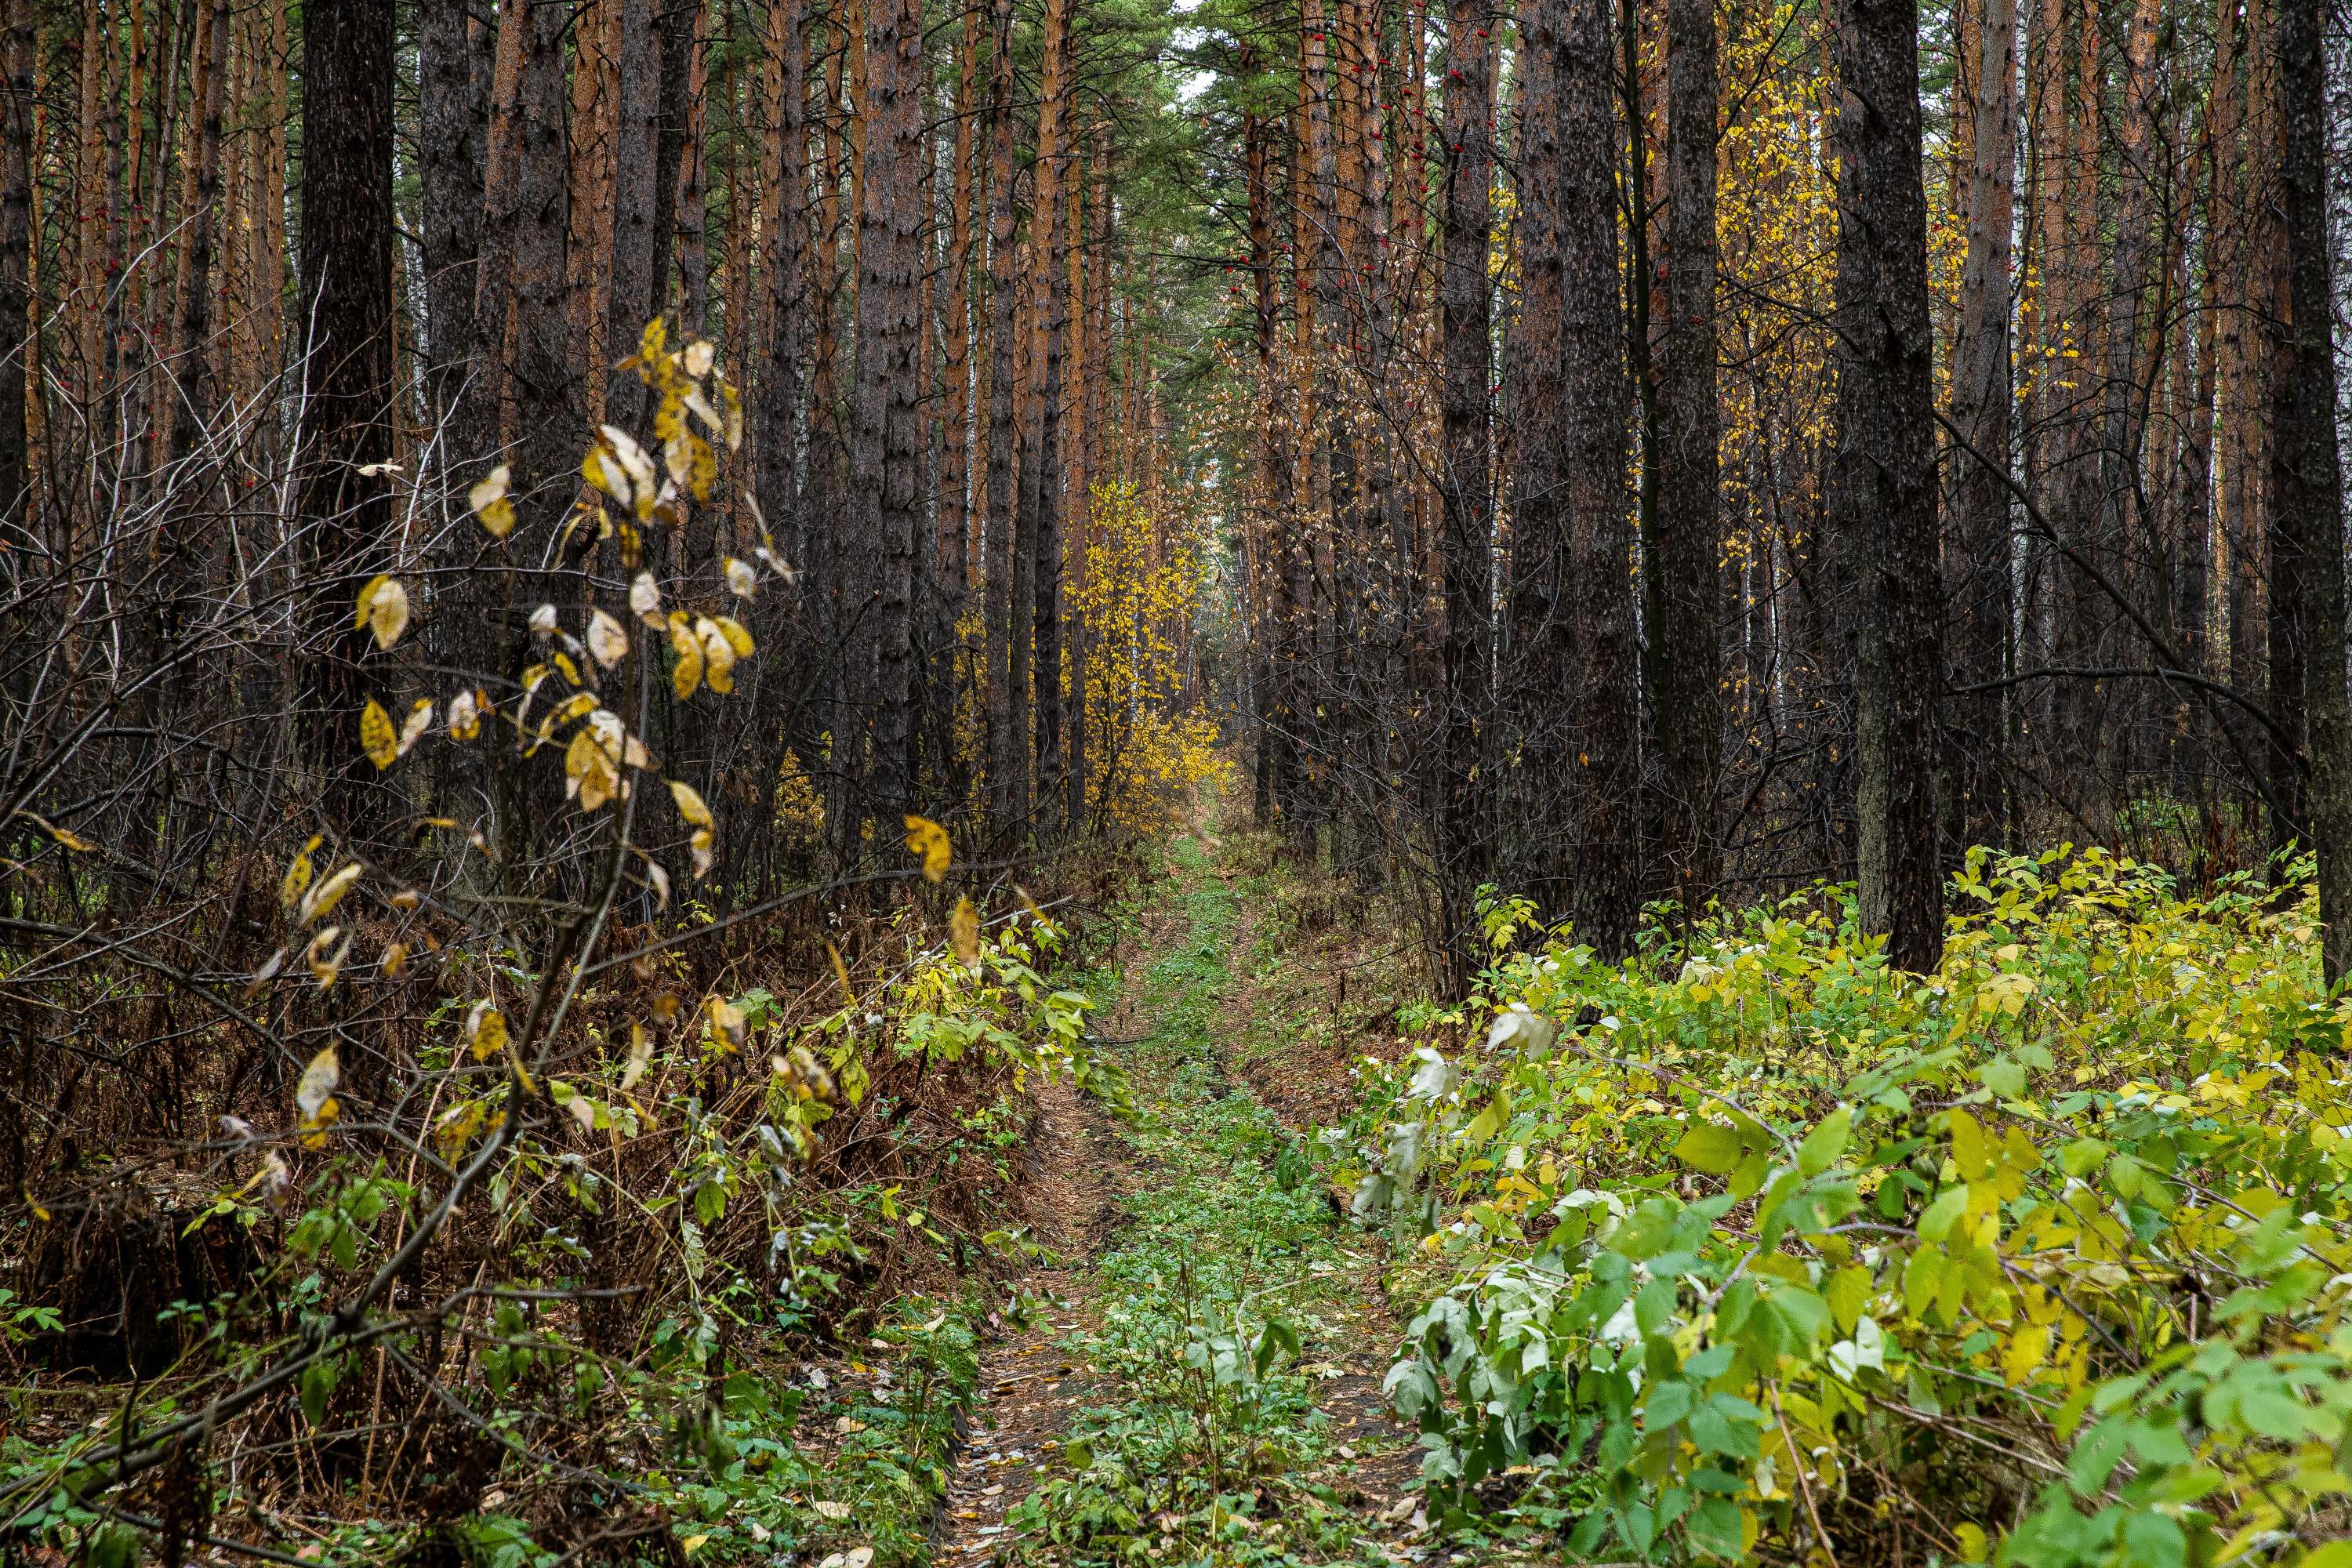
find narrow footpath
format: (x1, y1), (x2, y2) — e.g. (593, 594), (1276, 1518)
(931, 825), (1434, 1568)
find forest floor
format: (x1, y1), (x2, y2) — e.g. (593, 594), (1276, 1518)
(920, 803), (1465, 1568)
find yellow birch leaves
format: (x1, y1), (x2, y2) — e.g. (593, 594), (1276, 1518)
(670, 781), (715, 877)
(295, 1047), (341, 1148)
(469, 465), (517, 538)
(904, 816), (952, 880)
(356, 575), (410, 650)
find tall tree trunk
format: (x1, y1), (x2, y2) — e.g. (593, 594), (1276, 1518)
(1030, 0), (1069, 840)
(1950, 0), (2016, 849)
(1435, 0), (1492, 989)
(167, 0), (223, 464)
(1508, 0), (1566, 909)
(1831, 0), (1943, 971)
(296, 0), (396, 839)
(1655, 0), (1719, 905)
(0, 0), (30, 522)
(2273, 0), (2351, 982)
(605, 0), (662, 429)
(419, 0), (489, 426)
(1564, 0), (1637, 953)
(510, 0), (572, 499)
(982, 0), (1023, 841)
(674, 0), (709, 337)
(853, 0), (924, 824)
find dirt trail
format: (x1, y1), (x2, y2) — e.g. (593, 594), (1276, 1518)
(931, 829), (1428, 1568)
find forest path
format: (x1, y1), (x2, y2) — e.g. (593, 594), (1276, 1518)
(931, 818), (1435, 1568)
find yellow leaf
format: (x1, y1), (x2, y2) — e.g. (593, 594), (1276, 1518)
(583, 445), (633, 510)
(295, 1046), (340, 1127)
(466, 1001), (510, 1062)
(706, 996), (746, 1054)
(670, 779), (713, 827)
(436, 1100), (489, 1159)
(826, 940), (857, 1006)
(550, 650), (584, 688)
(448, 688), (483, 740)
(621, 1023), (654, 1091)
(470, 464), (516, 538)
(724, 557), (757, 597)
(45, 822), (98, 851)
(361, 699), (399, 769)
(719, 379), (743, 450)
(696, 617), (735, 693)
(949, 895), (981, 966)
(599, 425), (659, 519)
(280, 836), (321, 909)
(670, 614), (705, 699)
(630, 572), (663, 627)
(390, 886), (423, 909)
(307, 926), (350, 987)
(2002, 1322), (2050, 1386)
(771, 1045), (836, 1102)
(356, 574), (410, 650)
(642, 855), (671, 909)
(689, 827), (714, 878)
(682, 339), (715, 379)
(904, 815), (952, 881)
(548, 691), (597, 728)
(397, 699), (434, 757)
(710, 615), (753, 657)
(382, 939), (408, 979)
(586, 608), (629, 667)
(299, 862), (362, 926)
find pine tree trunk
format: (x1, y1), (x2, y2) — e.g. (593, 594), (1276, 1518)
(982, 0), (1022, 840)
(1563, 0), (1638, 953)
(1435, 0), (1492, 986)
(1030, 0), (1068, 840)
(167, 0), (223, 464)
(1949, 0), (2016, 849)
(2272, 0), (2350, 982)
(419, 0), (488, 424)
(1831, 0), (1943, 971)
(1655, 0), (1720, 904)
(296, 0), (395, 839)
(853, 0), (924, 823)
(604, 0), (662, 429)
(0, 0), (30, 522)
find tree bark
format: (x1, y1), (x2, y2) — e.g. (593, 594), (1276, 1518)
(1435, 0), (1492, 988)
(1655, 0), (1720, 905)
(296, 0), (396, 840)
(1949, 0), (2016, 849)
(1831, 0), (1943, 971)
(419, 0), (490, 426)
(852, 0), (924, 824)
(0, 0), (30, 523)
(982, 0), (1023, 841)
(2271, 0), (2351, 982)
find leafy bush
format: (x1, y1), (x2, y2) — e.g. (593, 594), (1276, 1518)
(1342, 848), (2352, 1566)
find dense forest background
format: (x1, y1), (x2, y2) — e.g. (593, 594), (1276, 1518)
(6, 0), (2352, 987)
(9, 0), (2352, 1558)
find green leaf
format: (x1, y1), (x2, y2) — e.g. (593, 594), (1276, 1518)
(1064, 1439), (1094, 1472)
(1918, 1184), (1969, 1242)
(1826, 1265), (1871, 1333)
(2122, 1509), (2184, 1568)
(1797, 1107), (1852, 1176)
(1979, 1057), (2027, 1098)
(1674, 1121), (1747, 1174)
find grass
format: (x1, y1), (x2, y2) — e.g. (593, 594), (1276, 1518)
(1012, 831), (1414, 1568)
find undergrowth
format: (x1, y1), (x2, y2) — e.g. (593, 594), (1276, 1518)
(1327, 847), (2352, 1567)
